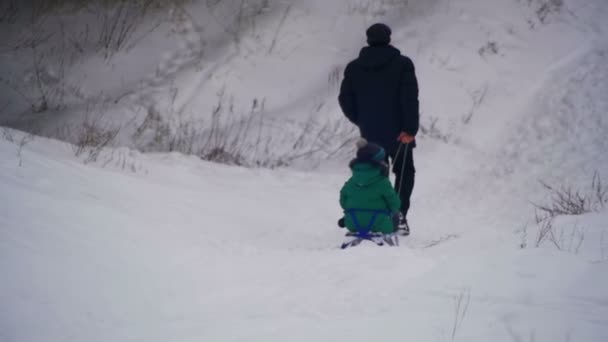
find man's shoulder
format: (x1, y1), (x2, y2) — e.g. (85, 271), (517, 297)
(344, 58), (359, 71)
(396, 54), (415, 68)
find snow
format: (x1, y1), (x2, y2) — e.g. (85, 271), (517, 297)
(1, 0), (608, 341)
(1, 129), (607, 342)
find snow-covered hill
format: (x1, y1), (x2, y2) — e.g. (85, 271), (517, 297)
(1, 0), (608, 341)
(2, 0), (607, 164)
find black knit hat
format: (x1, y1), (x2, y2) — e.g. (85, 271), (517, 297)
(350, 138), (389, 176)
(366, 23), (391, 46)
(355, 138), (386, 161)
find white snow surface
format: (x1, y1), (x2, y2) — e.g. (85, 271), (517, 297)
(2, 130), (607, 342)
(2, 0), (608, 341)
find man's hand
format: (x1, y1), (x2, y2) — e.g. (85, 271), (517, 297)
(397, 132), (415, 144)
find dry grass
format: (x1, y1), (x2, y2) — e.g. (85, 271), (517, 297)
(530, 173), (605, 253)
(533, 173), (607, 218)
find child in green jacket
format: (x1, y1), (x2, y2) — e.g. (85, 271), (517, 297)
(338, 139), (401, 234)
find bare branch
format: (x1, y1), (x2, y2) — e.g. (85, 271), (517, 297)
(267, 3), (292, 54)
(451, 288), (471, 341)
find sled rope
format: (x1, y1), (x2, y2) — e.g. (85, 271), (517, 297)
(394, 142), (409, 196)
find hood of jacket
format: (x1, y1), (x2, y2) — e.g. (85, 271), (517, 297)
(348, 162), (385, 187)
(357, 45), (400, 69)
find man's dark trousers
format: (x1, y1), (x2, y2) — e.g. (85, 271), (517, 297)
(388, 144), (415, 218)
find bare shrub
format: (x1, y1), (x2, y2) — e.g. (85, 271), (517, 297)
(132, 92), (257, 166)
(16, 133), (35, 167)
(133, 105), (165, 143)
(1, 127), (35, 166)
(536, 181), (589, 215)
(100, 148), (145, 173)
(203, 146), (244, 165)
(27, 44), (56, 112)
(534, 213), (586, 254)
(73, 123), (119, 163)
(419, 115), (449, 143)
(199, 95), (260, 166)
(96, 0), (157, 59)
(201, 112), (355, 168)
(1, 126), (15, 142)
(61, 19), (92, 57)
(281, 115), (360, 167)
(530, 173), (605, 253)
(533, 173), (607, 218)
(534, 211), (555, 248)
(141, 107), (173, 149)
(168, 120), (202, 155)
(591, 173), (608, 210)
(132, 87), (357, 169)
(1, 0), (168, 122)
(266, 2), (292, 54)
(555, 224), (585, 254)
(0, 29), (60, 113)
(61, 108), (120, 163)
(6, 0), (171, 59)
(0, 20), (81, 114)
(328, 65), (343, 91)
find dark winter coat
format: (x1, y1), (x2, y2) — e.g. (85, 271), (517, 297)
(339, 161), (401, 234)
(339, 45), (419, 155)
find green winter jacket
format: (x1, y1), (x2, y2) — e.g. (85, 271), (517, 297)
(339, 162), (401, 234)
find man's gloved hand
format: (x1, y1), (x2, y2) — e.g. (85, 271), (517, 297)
(397, 132), (415, 144)
(337, 217), (345, 228)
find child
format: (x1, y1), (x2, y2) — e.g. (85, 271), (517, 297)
(338, 139), (401, 235)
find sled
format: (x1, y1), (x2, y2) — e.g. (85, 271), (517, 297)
(340, 209), (399, 249)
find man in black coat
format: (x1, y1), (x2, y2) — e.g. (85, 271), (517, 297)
(338, 23), (419, 235)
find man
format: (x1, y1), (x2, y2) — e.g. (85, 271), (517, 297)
(338, 23), (419, 235)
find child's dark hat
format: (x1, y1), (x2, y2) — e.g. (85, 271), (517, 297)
(355, 138), (386, 162)
(350, 138), (389, 176)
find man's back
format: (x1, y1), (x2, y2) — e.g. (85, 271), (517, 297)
(339, 44), (418, 154)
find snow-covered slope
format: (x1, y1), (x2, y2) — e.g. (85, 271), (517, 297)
(1, 130), (607, 342)
(1, 0), (607, 164)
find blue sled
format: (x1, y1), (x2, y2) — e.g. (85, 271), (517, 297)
(340, 209), (399, 249)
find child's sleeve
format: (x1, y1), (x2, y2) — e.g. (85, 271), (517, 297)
(381, 179), (401, 212)
(339, 182), (349, 209)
